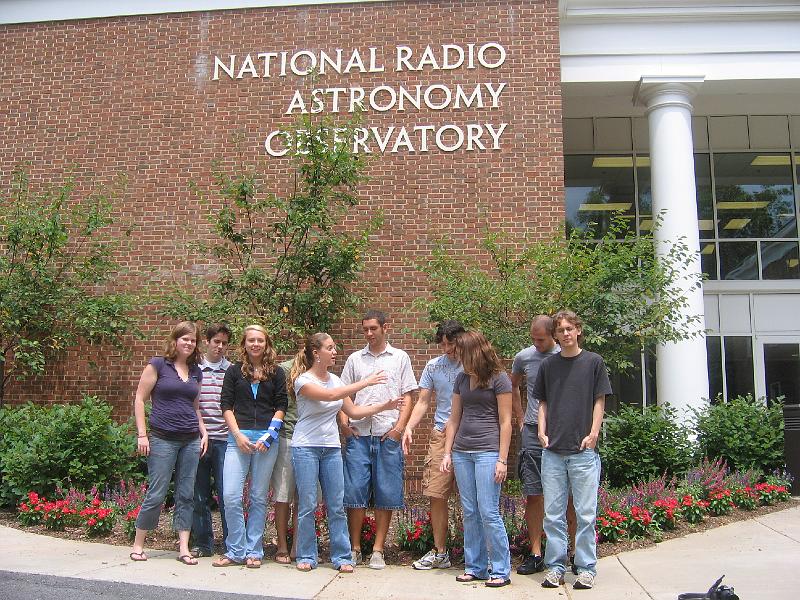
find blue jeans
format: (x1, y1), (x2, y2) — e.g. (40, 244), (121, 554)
(452, 450), (511, 580)
(191, 438), (227, 553)
(135, 435), (201, 532)
(222, 432), (279, 561)
(343, 435), (405, 509)
(542, 448), (601, 576)
(292, 446), (353, 569)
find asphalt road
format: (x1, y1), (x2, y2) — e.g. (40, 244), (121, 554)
(0, 571), (295, 600)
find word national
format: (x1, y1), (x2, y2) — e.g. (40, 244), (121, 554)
(212, 43), (506, 79)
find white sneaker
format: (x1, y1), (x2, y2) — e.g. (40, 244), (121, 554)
(541, 569), (565, 588)
(573, 571), (595, 589)
(412, 549), (451, 570)
(351, 549), (362, 564)
(368, 551), (386, 570)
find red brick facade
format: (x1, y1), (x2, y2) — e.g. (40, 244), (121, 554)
(0, 0), (563, 487)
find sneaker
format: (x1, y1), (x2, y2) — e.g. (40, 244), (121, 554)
(190, 547), (213, 558)
(351, 549), (362, 564)
(368, 551), (386, 570)
(570, 554), (578, 576)
(541, 569), (564, 588)
(516, 554), (544, 575)
(413, 549), (451, 570)
(574, 571), (595, 590)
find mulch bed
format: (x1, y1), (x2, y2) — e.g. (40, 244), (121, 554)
(0, 495), (794, 566)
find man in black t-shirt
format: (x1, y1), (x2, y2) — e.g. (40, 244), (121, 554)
(533, 310), (612, 591)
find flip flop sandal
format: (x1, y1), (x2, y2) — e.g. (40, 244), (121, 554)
(456, 573), (486, 582)
(296, 562), (313, 572)
(212, 556), (241, 567)
(337, 564), (355, 573)
(246, 558), (262, 569)
(275, 552), (291, 564)
(176, 554), (199, 566)
(129, 552), (147, 562)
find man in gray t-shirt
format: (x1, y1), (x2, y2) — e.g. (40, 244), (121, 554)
(534, 310), (611, 591)
(510, 315), (559, 575)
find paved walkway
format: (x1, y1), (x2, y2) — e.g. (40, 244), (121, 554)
(1, 503), (798, 599)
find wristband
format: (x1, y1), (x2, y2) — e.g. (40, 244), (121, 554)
(497, 459), (507, 465)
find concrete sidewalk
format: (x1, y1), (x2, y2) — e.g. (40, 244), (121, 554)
(1, 504), (798, 599)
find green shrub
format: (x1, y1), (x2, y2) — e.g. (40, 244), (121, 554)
(693, 395), (784, 473)
(0, 395), (139, 506)
(600, 404), (694, 488)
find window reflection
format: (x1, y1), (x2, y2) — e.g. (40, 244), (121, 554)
(713, 153), (797, 239)
(564, 155), (635, 237)
(761, 241), (800, 279)
(720, 241), (758, 280)
(706, 336), (723, 402)
(724, 336), (755, 399)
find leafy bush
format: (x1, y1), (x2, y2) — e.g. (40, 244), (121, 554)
(0, 395), (139, 506)
(693, 395), (784, 473)
(600, 404), (694, 488)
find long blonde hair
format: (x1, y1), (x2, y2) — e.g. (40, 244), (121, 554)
(239, 325), (277, 381)
(457, 330), (505, 388)
(288, 333), (331, 396)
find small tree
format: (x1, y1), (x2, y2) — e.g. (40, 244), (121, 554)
(0, 168), (140, 406)
(414, 217), (702, 372)
(163, 115), (382, 351)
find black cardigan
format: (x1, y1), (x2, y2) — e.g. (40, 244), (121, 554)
(220, 362), (289, 430)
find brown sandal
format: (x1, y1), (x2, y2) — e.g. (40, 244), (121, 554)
(275, 552), (291, 565)
(246, 558), (262, 569)
(296, 562), (313, 572)
(212, 556), (241, 567)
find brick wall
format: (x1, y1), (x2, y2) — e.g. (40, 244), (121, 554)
(0, 0), (563, 486)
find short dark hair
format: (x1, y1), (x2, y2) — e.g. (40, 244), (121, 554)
(205, 323), (232, 341)
(362, 309), (387, 326)
(530, 315), (554, 337)
(435, 320), (465, 343)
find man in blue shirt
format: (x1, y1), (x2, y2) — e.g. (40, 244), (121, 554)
(402, 320), (465, 570)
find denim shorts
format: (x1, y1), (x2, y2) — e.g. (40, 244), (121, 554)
(343, 434), (405, 510)
(518, 423), (544, 497)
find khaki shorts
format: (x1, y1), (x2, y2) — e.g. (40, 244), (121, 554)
(422, 428), (455, 499)
(270, 436), (296, 504)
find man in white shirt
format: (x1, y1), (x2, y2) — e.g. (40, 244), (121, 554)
(339, 309), (417, 570)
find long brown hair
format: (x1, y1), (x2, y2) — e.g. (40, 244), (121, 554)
(288, 333), (331, 396)
(238, 325), (277, 381)
(457, 330), (504, 388)
(163, 321), (202, 366)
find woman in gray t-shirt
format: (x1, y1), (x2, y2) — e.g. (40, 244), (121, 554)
(288, 333), (401, 573)
(441, 330), (513, 587)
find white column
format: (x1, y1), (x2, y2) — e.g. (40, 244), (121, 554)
(634, 76), (709, 420)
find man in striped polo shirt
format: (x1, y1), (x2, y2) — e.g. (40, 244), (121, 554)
(191, 323), (232, 557)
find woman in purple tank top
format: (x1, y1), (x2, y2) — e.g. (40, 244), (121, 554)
(130, 321), (207, 566)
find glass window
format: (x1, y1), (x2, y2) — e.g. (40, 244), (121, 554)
(609, 350), (644, 411)
(761, 241), (800, 279)
(764, 343), (800, 406)
(719, 241), (758, 280)
(700, 242), (718, 280)
(724, 336), (755, 399)
(564, 155), (635, 237)
(706, 336), (723, 402)
(713, 153), (797, 239)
